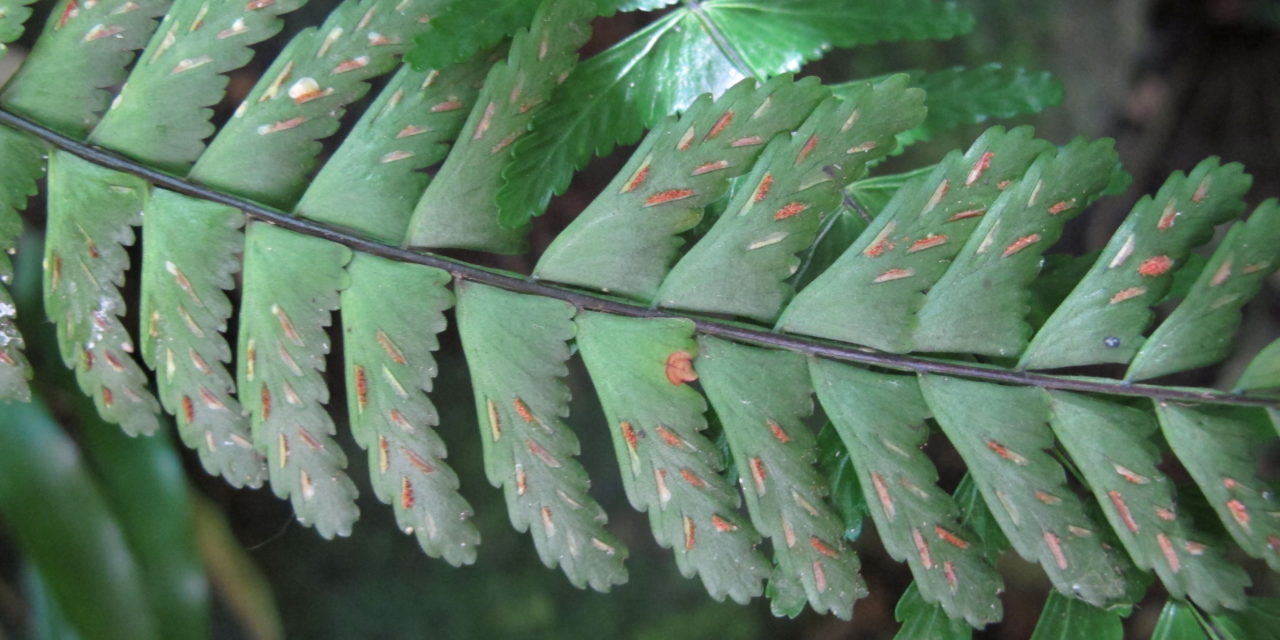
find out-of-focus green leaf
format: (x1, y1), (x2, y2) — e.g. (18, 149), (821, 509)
(1151, 601), (1210, 640)
(892, 583), (971, 640)
(1237, 338), (1280, 391)
(1210, 597), (1280, 639)
(815, 423), (867, 543)
(1028, 591), (1124, 640)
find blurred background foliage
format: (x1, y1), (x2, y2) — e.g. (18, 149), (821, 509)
(1, 0), (1278, 638)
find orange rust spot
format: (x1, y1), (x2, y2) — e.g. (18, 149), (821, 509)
(664, 351), (698, 385)
(872, 268), (914, 283)
(405, 447), (434, 474)
(871, 472), (895, 519)
(0, 352), (13, 366)
(401, 477), (415, 509)
(947, 208), (985, 222)
(389, 409), (413, 432)
(57, 0), (78, 29)
(261, 385), (272, 420)
(749, 457), (767, 496)
(1108, 490), (1139, 533)
(1192, 180), (1210, 203)
(526, 439), (560, 468)
(863, 224), (897, 257)
(430, 99), (463, 112)
(753, 174), (774, 202)
(334, 56), (370, 74)
(796, 135), (819, 164)
(621, 421), (639, 449)
(85, 238), (99, 258)
(621, 163), (650, 193)
(924, 180), (950, 213)
(1269, 536), (1280, 552)
(704, 111), (735, 140)
(985, 439), (1028, 465)
(82, 349), (94, 370)
(1035, 490), (1061, 505)
(1158, 201), (1179, 230)
(644, 189), (696, 207)
(943, 561), (958, 590)
(1109, 286), (1147, 304)
(541, 507), (556, 536)
(102, 387), (114, 408)
(679, 468), (706, 488)
(907, 234), (948, 253)
(246, 0), (275, 9)
(513, 397), (534, 422)
(1226, 499), (1250, 528)
(1185, 541), (1207, 555)
(378, 437), (390, 473)
(711, 514), (736, 532)
(767, 419), (790, 443)
(199, 388), (223, 410)
(729, 136), (764, 147)
(1048, 200), (1075, 215)
(354, 365), (368, 410)
(50, 254), (62, 290)
(965, 152), (994, 186)
(997, 180), (1012, 190)
(813, 560), (828, 593)
(774, 202), (810, 220)
(1002, 233), (1041, 257)
(1155, 506), (1176, 521)
(683, 516), (696, 551)
(376, 331), (407, 365)
(935, 526), (970, 549)
(655, 425), (684, 448)
(1068, 525), (1092, 538)
(1157, 532), (1181, 573)
(515, 464), (527, 495)
(912, 528), (934, 568)
(181, 396), (195, 424)
(1211, 261), (1233, 286)
(259, 117), (307, 134)
(1223, 477), (1238, 489)
(297, 428), (321, 450)
(810, 536), (839, 558)
(1138, 255), (1174, 277)
(1043, 531), (1069, 569)
(692, 160), (729, 176)
(490, 132), (521, 154)
(397, 125), (428, 138)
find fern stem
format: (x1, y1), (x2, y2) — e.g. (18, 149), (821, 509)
(4, 107), (1277, 410)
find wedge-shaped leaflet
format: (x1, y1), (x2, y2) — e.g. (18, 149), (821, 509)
(1020, 158), (1251, 369)
(1028, 591), (1125, 640)
(657, 77), (926, 321)
(919, 374), (1131, 606)
(575, 312), (769, 602)
(697, 337), (864, 619)
(1046, 391), (1248, 610)
(190, 0), (439, 208)
(1155, 403), (1280, 571)
(44, 152), (161, 436)
(0, 126), (42, 400)
(0, 1), (37, 55)
(455, 283), (626, 590)
(892, 583), (971, 640)
(237, 226), (357, 538)
(1238, 338), (1280, 392)
(779, 126), (1052, 352)
(0, 0), (169, 136)
(140, 192), (263, 487)
(343, 256), (478, 566)
(885, 64), (1063, 146)
(90, 0), (306, 171)
(912, 138), (1123, 355)
(297, 59), (489, 242)
(1127, 200), (1280, 381)
(405, 0), (593, 252)
(536, 76), (826, 300)
(497, 0), (973, 227)
(812, 361), (1002, 626)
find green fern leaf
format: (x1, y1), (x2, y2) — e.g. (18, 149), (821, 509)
(887, 64), (1064, 146)
(140, 191), (264, 487)
(189, 0), (439, 208)
(892, 583), (971, 640)
(694, 0), (973, 77)
(1238, 338), (1280, 391)
(343, 256), (479, 565)
(455, 283), (627, 590)
(238, 226), (357, 537)
(89, 0), (306, 172)
(43, 152), (161, 435)
(1154, 403), (1280, 571)
(1020, 158), (1252, 369)
(1046, 391), (1249, 610)
(0, 0), (170, 136)
(812, 362), (1002, 626)
(404, 0), (593, 252)
(0, 126), (42, 400)
(0, 0), (38, 58)
(1028, 591), (1125, 640)
(697, 337), (865, 619)
(656, 76), (925, 321)
(919, 375), (1132, 606)
(1127, 200), (1280, 380)
(911, 138), (1124, 355)
(779, 126), (1053, 351)
(296, 59), (489, 242)
(535, 75), (826, 300)
(575, 312), (769, 602)
(1152, 600), (1209, 640)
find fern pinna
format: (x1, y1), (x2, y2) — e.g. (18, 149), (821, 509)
(0, 0), (1276, 636)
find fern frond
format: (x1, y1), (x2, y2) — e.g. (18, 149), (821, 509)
(456, 283), (627, 590)
(1028, 591), (1125, 640)
(0, 126), (41, 400)
(1240, 338), (1280, 391)
(892, 583), (971, 639)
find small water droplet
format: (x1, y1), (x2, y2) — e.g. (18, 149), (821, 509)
(1103, 336), (1121, 348)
